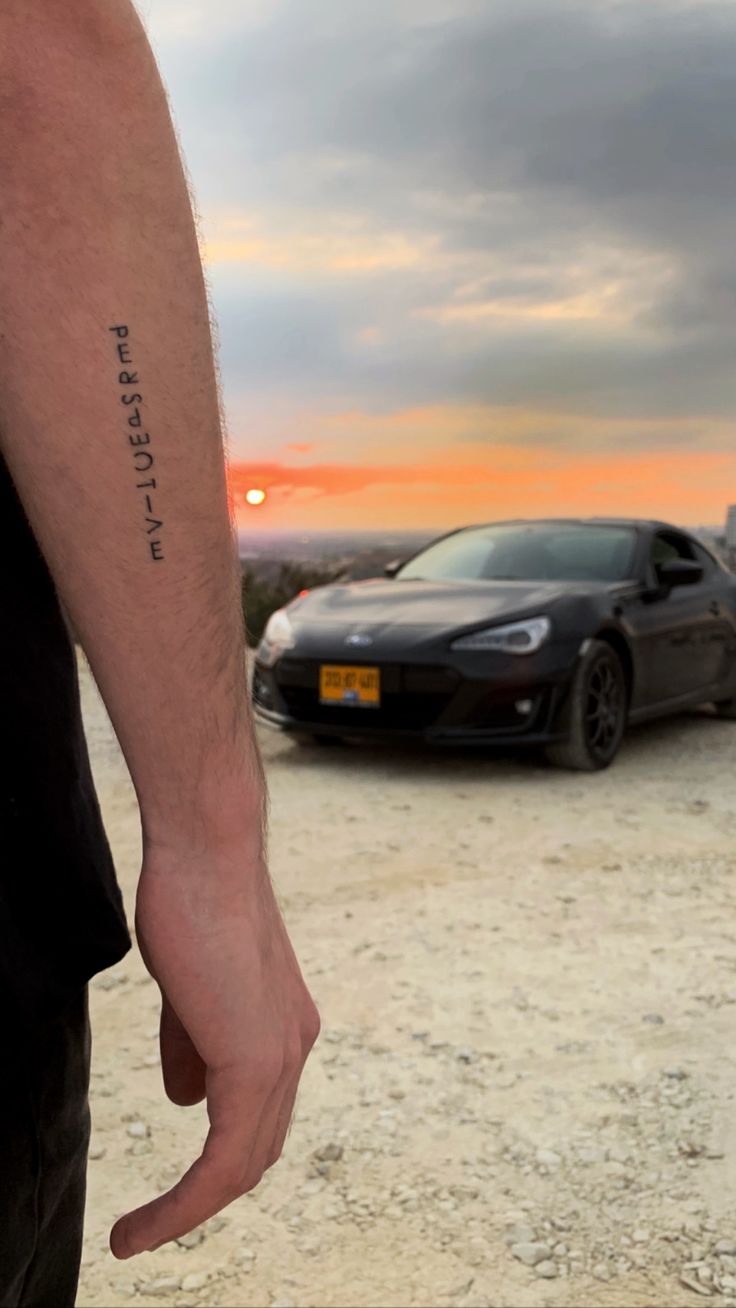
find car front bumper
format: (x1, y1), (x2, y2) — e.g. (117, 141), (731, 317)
(252, 642), (582, 746)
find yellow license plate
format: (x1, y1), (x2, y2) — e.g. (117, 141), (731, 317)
(319, 664), (381, 707)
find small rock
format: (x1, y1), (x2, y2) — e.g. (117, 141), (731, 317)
(313, 1142), (344, 1163)
(592, 1262), (612, 1281)
(139, 1277), (182, 1296)
(181, 1272), (209, 1293)
(88, 1145), (106, 1161)
(680, 1272), (713, 1296)
(536, 1148), (561, 1168)
(553, 1243), (568, 1257)
(129, 1140), (152, 1157)
(206, 1216), (228, 1234)
(535, 1260), (557, 1279)
(176, 1228), (204, 1249)
(510, 1242), (551, 1267)
(717, 1242), (736, 1256)
(505, 1224), (536, 1246)
(642, 1013), (665, 1025)
(126, 1121), (150, 1139)
(112, 1279), (137, 1299)
(632, 1229), (650, 1243)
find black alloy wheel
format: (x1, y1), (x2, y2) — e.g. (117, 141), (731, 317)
(585, 653), (625, 762)
(546, 639), (627, 771)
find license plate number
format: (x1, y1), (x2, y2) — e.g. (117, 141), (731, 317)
(319, 664), (381, 707)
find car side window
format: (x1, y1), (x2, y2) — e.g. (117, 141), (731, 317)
(650, 532), (695, 568)
(691, 541), (717, 575)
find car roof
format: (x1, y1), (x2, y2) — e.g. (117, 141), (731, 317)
(456, 516), (685, 533)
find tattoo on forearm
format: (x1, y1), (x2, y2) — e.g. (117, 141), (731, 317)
(108, 325), (165, 562)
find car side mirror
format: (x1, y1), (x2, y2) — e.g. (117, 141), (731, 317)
(656, 558), (704, 588)
(384, 558), (404, 578)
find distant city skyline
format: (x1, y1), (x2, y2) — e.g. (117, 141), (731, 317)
(143, 0), (736, 529)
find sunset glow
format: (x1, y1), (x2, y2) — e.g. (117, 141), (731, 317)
(150, 0), (736, 532)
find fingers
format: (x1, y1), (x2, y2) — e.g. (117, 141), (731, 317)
(159, 996), (206, 1107)
(110, 1063), (275, 1259)
(110, 1131), (242, 1259)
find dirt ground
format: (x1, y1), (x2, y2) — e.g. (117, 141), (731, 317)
(76, 651), (736, 1308)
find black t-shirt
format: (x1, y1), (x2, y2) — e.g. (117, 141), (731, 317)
(1, 452), (131, 1028)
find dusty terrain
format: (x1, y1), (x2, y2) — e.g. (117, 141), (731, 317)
(76, 651), (736, 1308)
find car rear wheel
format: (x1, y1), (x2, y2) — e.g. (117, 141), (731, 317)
(545, 640), (627, 772)
(713, 697), (736, 720)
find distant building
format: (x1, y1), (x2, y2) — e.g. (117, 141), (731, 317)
(727, 506), (736, 570)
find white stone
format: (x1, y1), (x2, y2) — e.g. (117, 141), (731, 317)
(510, 1242), (551, 1267)
(535, 1260), (558, 1279)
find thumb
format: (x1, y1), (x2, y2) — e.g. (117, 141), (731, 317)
(159, 994), (206, 1107)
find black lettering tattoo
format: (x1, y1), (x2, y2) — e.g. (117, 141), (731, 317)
(109, 325), (165, 560)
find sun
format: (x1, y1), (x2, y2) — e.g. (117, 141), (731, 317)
(244, 487), (267, 506)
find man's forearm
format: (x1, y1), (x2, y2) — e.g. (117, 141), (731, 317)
(0, 2), (264, 853)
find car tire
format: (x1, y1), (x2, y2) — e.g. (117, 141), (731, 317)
(545, 639), (627, 772)
(713, 698), (736, 720)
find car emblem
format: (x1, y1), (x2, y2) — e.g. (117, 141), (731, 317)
(345, 633), (374, 647)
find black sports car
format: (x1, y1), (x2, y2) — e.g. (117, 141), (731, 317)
(251, 518), (736, 770)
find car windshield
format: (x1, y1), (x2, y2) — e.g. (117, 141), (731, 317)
(397, 523), (637, 584)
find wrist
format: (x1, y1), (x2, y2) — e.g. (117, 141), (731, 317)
(139, 754), (268, 866)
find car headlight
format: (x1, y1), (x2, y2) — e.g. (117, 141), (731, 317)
(451, 615), (551, 655)
(258, 608), (296, 666)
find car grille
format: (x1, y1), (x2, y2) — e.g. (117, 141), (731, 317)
(274, 659), (460, 731)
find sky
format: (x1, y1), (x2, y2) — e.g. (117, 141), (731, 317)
(140, 0), (736, 531)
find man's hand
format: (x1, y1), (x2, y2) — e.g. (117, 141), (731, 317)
(109, 842), (320, 1258)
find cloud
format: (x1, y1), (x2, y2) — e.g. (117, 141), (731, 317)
(142, 0), (736, 499)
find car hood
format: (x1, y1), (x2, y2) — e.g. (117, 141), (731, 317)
(290, 577), (613, 631)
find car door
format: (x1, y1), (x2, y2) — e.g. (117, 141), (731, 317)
(691, 540), (736, 690)
(635, 529), (725, 704)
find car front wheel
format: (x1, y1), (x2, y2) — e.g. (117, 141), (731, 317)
(545, 639), (627, 772)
